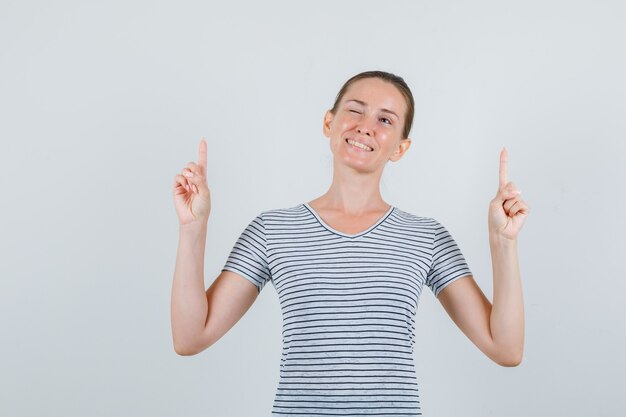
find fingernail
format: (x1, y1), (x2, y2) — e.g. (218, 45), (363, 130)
(184, 172), (192, 177)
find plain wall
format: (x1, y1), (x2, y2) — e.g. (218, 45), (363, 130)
(1, 0), (625, 416)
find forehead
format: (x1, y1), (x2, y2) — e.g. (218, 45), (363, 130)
(341, 77), (406, 114)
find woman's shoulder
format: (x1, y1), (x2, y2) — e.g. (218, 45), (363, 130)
(389, 206), (438, 226)
(259, 202), (307, 216)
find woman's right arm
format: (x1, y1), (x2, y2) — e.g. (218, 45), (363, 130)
(171, 223), (259, 356)
(170, 138), (259, 356)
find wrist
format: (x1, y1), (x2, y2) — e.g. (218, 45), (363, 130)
(489, 232), (518, 249)
(179, 220), (208, 234)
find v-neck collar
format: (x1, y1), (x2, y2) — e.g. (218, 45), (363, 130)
(303, 202), (395, 238)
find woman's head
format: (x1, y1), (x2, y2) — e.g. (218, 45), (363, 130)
(329, 70), (414, 139)
(322, 71), (413, 173)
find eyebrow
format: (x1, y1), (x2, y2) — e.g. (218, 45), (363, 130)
(345, 99), (399, 120)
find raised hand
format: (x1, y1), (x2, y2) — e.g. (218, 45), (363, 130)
(173, 138), (211, 225)
(488, 147), (530, 240)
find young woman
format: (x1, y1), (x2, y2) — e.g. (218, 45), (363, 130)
(171, 70), (529, 416)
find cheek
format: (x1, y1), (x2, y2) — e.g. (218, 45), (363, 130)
(338, 117), (358, 131)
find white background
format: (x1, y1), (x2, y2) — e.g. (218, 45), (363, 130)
(1, 1), (624, 416)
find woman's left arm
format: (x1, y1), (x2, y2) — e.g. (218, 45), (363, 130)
(437, 147), (530, 367)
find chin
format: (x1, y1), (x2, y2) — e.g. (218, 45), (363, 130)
(335, 155), (378, 173)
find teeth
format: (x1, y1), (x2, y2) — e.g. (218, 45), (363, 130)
(346, 138), (373, 151)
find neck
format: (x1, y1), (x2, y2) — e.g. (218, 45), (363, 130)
(310, 162), (389, 215)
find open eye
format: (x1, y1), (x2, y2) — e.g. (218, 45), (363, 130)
(380, 117), (391, 125)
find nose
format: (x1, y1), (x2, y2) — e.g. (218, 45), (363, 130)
(357, 120), (374, 136)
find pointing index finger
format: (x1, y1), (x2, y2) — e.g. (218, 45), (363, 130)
(499, 147), (508, 189)
(198, 137), (207, 175)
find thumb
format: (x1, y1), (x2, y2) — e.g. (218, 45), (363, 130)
(496, 187), (521, 202)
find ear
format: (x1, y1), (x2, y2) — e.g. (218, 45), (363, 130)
(323, 110), (334, 138)
(389, 138), (412, 162)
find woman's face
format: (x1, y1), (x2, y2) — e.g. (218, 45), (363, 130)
(323, 77), (411, 173)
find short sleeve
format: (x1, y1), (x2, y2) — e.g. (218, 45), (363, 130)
(426, 219), (472, 298)
(222, 212), (271, 293)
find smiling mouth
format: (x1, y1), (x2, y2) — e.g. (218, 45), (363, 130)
(345, 138), (374, 151)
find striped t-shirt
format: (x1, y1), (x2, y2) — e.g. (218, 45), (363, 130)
(222, 202), (472, 416)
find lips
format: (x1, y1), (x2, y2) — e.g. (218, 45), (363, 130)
(345, 137), (374, 151)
